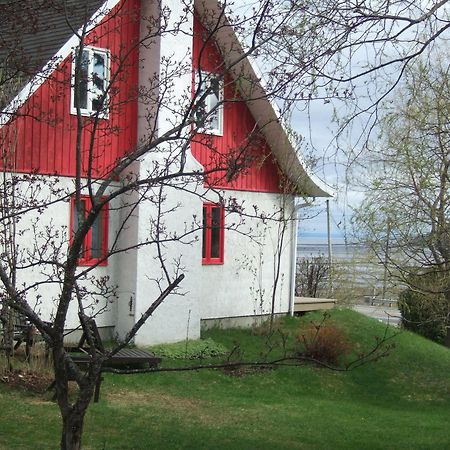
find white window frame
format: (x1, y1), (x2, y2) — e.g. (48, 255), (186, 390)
(195, 71), (223, 136)
(70, 46), (110, 118)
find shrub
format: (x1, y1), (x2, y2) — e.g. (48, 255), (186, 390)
(296, 321), (353, 365)
(398, 288), (448, 344)
(150, 338), (228, 360)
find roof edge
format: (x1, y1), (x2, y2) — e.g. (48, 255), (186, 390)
(0, 0), (121, 127)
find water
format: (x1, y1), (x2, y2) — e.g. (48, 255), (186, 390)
(297, 233), (389, 297)
(297, 234), (366, 260)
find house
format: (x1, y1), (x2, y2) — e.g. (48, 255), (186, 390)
(0, 0), (330, 345)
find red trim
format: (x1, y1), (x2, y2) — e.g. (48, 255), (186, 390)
(202, 203), (224, 265)
(70, 195), (109, 266)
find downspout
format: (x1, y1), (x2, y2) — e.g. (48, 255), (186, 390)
(288, 197), (299, 316)
(289, 199), (314, 316)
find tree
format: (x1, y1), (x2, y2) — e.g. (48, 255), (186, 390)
(352, 55), (450, 344)
(1, 1), (445, 448)
(268, 0), (450, 160)
(296, 255), (329, 298)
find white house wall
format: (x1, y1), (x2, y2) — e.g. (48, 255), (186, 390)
(2, 175), (121, 332)
(200, 190), (295, 322)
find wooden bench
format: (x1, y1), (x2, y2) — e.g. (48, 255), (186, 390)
(52, 317), (161, 402)
(294, 297), (336, 314)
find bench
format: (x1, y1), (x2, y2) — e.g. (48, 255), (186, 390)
(52, 316), (161, 402)
(364, 297), (398, 308)
(294, 297), (336, 314)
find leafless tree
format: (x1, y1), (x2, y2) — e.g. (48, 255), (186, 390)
(2, 1), (448, 448)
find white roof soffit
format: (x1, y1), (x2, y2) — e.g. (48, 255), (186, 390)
(195, 0), (332, 198)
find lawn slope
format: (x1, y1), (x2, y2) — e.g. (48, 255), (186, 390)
(1, 309), (449, 449)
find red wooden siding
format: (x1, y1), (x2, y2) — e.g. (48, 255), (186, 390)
(0, 0), (140, 178)
(191, 15), (282, 193)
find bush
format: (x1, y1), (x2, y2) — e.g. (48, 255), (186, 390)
(296, 320), (353, 365)
(398, 288), (448, 344)
(150, 338), (228, 360)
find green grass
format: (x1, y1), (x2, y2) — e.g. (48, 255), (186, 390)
(1, 309), (450, 449)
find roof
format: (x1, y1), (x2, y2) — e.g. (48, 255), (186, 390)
(0, 0), (104, 107)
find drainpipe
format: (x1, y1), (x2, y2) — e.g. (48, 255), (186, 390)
(288, 199), (299, 316)
(289, 199), (313, 316)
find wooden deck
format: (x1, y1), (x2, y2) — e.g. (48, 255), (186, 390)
(294, 297), (336, 313)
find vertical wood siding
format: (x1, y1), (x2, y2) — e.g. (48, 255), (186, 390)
(191, 15), (282, 193)
(0, 0), (140, 178)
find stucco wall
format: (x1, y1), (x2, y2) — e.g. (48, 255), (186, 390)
(199, 190), (295, 321)
(1, 174), (122, 330)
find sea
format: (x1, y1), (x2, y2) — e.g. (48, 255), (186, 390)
(297, 232), (390, 298)
(297, 233), (367, 260)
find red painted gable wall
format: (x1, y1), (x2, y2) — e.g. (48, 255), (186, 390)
(0, 0), (140, 179)
(191, 15), (282, 193)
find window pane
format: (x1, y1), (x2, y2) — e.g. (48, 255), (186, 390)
(210, 207), (221, 258)
(91, 51), (106, 111)
(195, 73), (222, 131)
(73, 200), (86, 258)
(74, 50), (89, 110)
(91, 211), (104, 259)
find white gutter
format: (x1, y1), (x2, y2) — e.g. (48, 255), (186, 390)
(288, 197), (299, 316)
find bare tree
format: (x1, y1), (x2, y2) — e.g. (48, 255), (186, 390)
(3, 1), (448, 448)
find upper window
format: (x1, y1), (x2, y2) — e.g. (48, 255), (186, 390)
(194, 71), (223, 135)
(71, 196), (109, 266)
(202, 203), (224, 264)
(71, 46), (110, 117)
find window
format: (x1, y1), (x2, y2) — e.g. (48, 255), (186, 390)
(194, 71), (223, 135)
(71, 46), (110, 117)
(202, 203), (224, 264)
(71, 196), (109, 266)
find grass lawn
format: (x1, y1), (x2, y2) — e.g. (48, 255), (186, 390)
(1, 309), (450, 449)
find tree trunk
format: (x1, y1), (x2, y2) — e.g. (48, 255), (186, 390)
(61, 409), (85, 450)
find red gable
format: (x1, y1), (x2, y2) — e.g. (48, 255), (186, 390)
(191, 15), (282, 193)
(0, 0), (140, 179)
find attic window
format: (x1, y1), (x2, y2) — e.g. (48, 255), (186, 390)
(194, 71), (223, 135)
(71, 46), (110, 117)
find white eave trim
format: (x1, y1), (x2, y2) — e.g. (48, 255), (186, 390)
(0, 0), (121, 127)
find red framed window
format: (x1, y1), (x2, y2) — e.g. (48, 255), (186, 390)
(70, 196), (109, 266)
(202, 203), (224, 265)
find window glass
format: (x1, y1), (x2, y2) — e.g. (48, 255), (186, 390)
(74, 50), (89, 110)
(91, 51), (106, 111)
(73, 199), (86, 258)
(91, 212), (103, 259)
(195, 72), (223, 134)
(202, 208), (207, 259)
(210, 206), (221, 258)
(72, 47), (109, 116)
